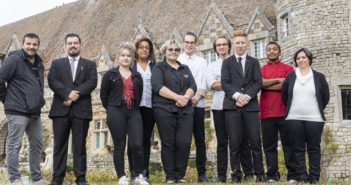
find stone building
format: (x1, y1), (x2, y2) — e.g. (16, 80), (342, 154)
(0, 0), (349, 180)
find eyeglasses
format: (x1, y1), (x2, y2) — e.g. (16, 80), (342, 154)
(184, 41), (195, 45)
(138, 46), (150, 50)
(216, 43), (228, 47)
(167, 48), (181, 53)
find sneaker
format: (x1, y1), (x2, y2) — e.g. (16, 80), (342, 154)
(118, 176), (129, 185)
(177, 179), (186, 183)
(32, 179), (50, 185)
(166, 179), (176, 184)
(11, 179), (24, 185)
(134, 174), (149, 185)
(267, 179), (277, 183)
(288, 179), (297, 183)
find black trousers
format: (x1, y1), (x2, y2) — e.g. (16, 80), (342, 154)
(193, 107), (207, 176)
(106, 102), (144, 178)
(286, 120), (324, 182)
(127, 106), (155, 178)
(224, 109), (264, 178)
(262, 117), (296, 180)
(212, 110), (253, 179)
(52, 110), (89, 184)
(154, 108), (193, 181)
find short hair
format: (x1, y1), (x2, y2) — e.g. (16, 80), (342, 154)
(22, 33), (40, 46)
(116, 42), (136, 66)
(183, 31), (197, 43)
(293, 48), (313, 67)
(134, 37), (156, 64)
(233, 30), (247, 38)
(65, 33), (81, 44)
(266, 41), (281, 52)
(213, 36), (231, 56)
(160, 39), (182, 54)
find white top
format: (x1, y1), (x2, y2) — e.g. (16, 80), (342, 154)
(68, 55), (80, 81)
(206, 58), (225, 110)
(178, 53), (208, 108)
(137, 61), (152, 108)
(286, 68), (323, 122)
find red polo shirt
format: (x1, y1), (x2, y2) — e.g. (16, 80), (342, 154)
(260, 60), (294, 119)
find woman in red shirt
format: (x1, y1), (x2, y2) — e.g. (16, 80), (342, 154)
(100, 43), (148, 185)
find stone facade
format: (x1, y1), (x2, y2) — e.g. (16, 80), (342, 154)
(0, 0), (350, 181)
(275, 0), (351, 180)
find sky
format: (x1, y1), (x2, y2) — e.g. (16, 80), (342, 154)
(0, 0), (78, 26)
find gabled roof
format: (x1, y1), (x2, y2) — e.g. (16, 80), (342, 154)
(0, 0), (275, 68)
(198, 2), (234, 39)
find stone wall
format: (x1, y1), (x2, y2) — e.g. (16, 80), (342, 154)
(275, 0), (351, 180)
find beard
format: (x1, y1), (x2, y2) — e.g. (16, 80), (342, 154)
(23, 49), (36, 59)
(67, 48), (80, 57)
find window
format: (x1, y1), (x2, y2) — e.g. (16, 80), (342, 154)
(342, 88), (351, 120)
(94, 120), (109, 149)
(203, 50), (218, 64)
(254, 40), (266, 59)
(281, 14), (289, 38)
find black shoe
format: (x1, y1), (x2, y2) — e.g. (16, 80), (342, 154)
(216, 175), (226, 183)
(243, 175), (254, 182)
(230, 176), (241, 183)
(309, 179), (319, 184)
(48, 181), (62, 185)
(77, 181), (90, 185)
(197, 175), (210, 183)
(256, 175), (267, 182)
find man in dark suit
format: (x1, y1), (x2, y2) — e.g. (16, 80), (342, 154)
(48, 33), (97, 185)
(221, 30), (265, 183)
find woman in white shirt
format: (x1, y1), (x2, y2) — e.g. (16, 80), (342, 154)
(282, 48), (330, 184)
(128, 37), (156, 183)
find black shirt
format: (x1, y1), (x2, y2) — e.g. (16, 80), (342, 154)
(151, 59), (197, 114)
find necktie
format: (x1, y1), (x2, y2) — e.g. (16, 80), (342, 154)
(238, 57), (244, 76)
(70, 58), (76, 80)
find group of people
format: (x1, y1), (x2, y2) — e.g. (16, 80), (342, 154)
(0, 30), (329, 185)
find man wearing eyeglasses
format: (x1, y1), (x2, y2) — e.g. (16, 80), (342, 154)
(178, 32), (209, 183)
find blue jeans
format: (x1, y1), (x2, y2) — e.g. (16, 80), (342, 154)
(6, 114), (43, 182)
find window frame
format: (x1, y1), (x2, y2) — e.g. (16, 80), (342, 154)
(94, 120), (110, 150)
(340, 86), (351, 122)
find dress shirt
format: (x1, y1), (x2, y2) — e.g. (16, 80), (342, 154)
(68, 55), (80, 81)
(178, 53), (207, 108)
(232, 53), (249, 100)
(206, 58), (225, 110)
(137, 61), (152, 108)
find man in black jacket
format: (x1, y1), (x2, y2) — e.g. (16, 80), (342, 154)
(221, 30), (265, 183)
(0, 33), (48, 185)
(48, 33), (97, 185)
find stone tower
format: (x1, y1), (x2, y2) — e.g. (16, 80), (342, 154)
(275, 0), (351, 180)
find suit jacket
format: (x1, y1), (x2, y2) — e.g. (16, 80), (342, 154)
(281, 69), (330, 120)
(48, 57), (97, 120)
(221, 54), (262, 111)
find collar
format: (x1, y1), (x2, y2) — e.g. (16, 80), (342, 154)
(267, 60), (282, 66)
(234, 53), (247, 60)
(182, 53), (196, 60)
(68, 55), (80, 61)
(162, 59), (184, 69)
